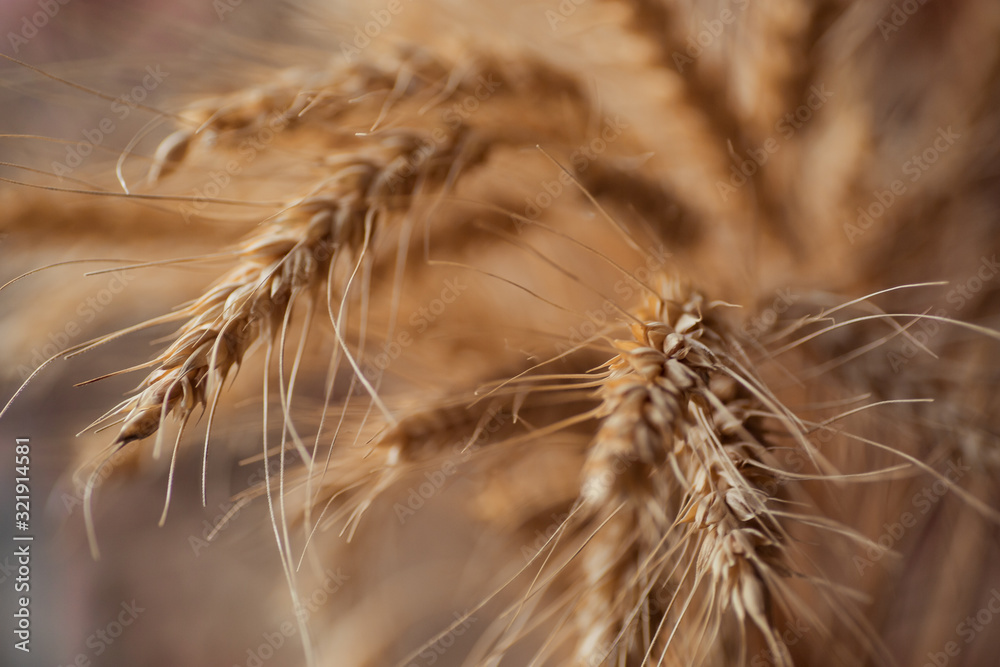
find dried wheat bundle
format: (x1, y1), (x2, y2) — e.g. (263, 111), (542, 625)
(3, 1), (1000, 666)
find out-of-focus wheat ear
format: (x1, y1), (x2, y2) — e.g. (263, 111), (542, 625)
(90, 47), (606, 486)
(301, 389), (528, 547)
(142, 47), (591, 191)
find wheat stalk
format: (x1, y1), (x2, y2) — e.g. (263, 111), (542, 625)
(5, 3), (1000, 665)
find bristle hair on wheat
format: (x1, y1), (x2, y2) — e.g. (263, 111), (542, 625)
(66, 47), (607, 563)
(526, 280), (807, 665)
(5, 3), (1000, 666)
(366, 273), (862, 666)
(68, 53), (474, 556)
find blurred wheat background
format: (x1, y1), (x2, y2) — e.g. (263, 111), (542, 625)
(2, 0), (1000, 666)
